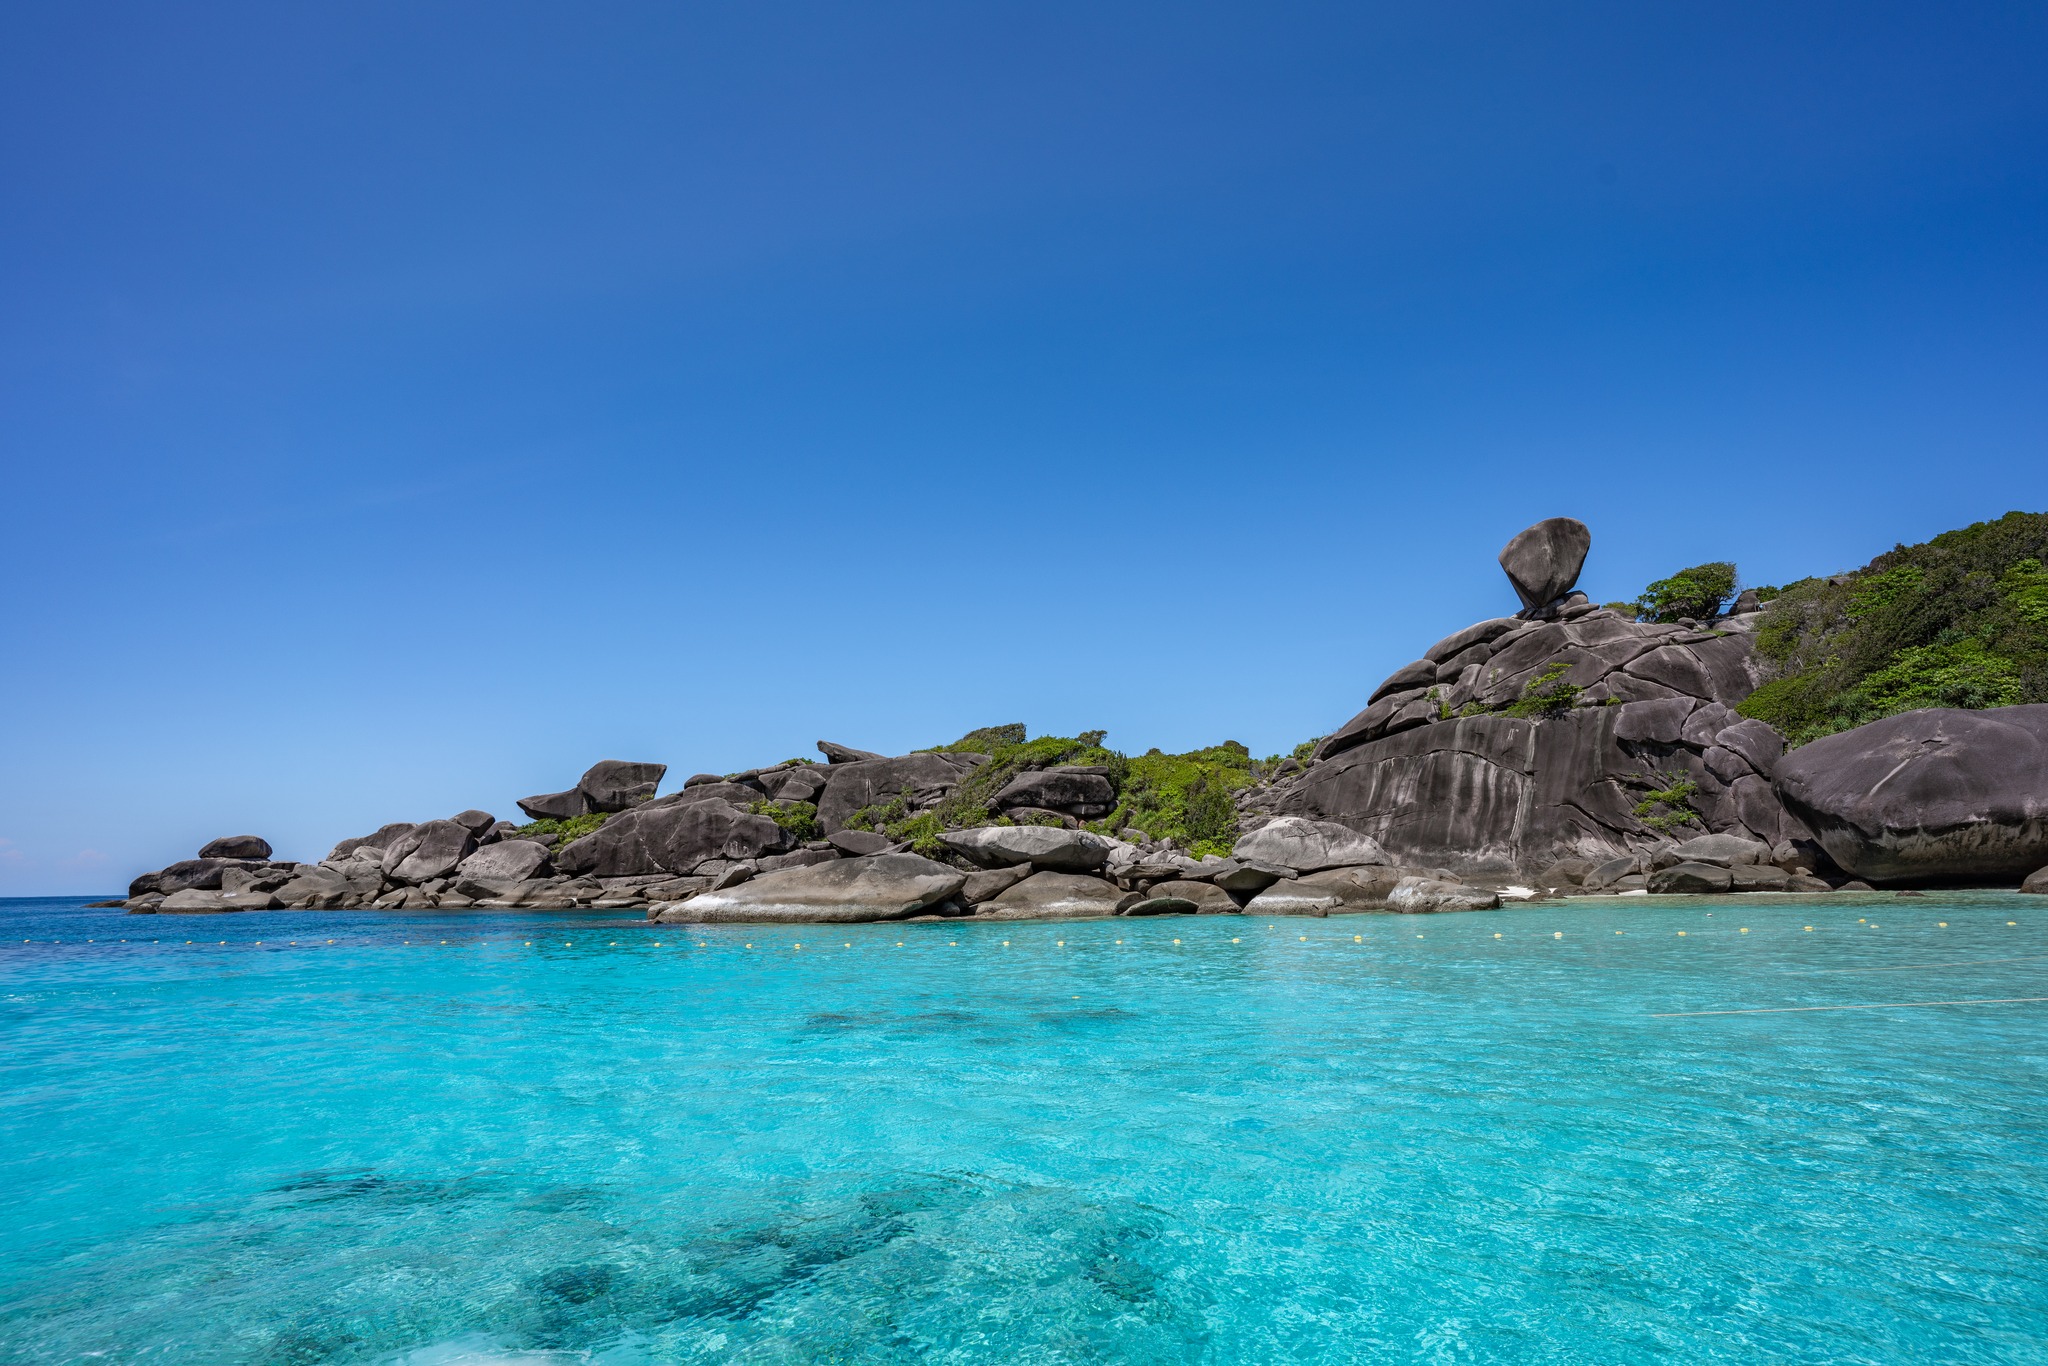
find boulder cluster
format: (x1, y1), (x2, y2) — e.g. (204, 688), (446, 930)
(114, 517), (2048, 918)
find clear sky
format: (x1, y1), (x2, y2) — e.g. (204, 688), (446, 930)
(4, 2), (2046, 893)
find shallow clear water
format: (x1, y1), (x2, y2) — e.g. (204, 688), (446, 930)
(4, 892), (2048, 1364)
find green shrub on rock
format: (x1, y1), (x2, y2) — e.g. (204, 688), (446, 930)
(1504, 661), (1581, 718)
(513, 812), (608, 844)
(1738, 510), (2048, 744)
(748, 800), (821, 843)
(1634, 562), (1738, 623)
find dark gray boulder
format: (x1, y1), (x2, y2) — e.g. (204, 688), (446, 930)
(199, 835), (272, 860)
(656, 853), (965, 924)
(274, 866), (350, 909)
(1241, 866), (1408, 916)
(1499, 517), (1592, 613)
(555, 799), (789, 878)
(962, 864), (1035, 905)
(516, 788), (591, 821)
(1670, 832), (1772, 868)
(816, 753), (975, 832)
(1368, 660), (1438, 705)
(1423, 618), (1523, 664)
(1386, 877), (1501, 913)
(975, 871), (1134, 920)
(640, 783), (764, 811)
(578, 760), (667, 812)
(990, 768), (1115, 818)
(2022, 867), (2048, 895)
(1144, 879), (1240, 914)
(328, 822), (417, 861)
(1648, 862), (1733, 894)
(940, 826), (1115, 871)
(449, 810), (497, 837)
(818, 741), (888, 764)
(1123, 896), (1198, 916)
(128, 870), (163, 897)
(758, 765), (829, 802)
(1774, 706), (2048, 884)
(156, 858), (238, 894)
(386, 820), (478, 885)
(1233, 817), (1386, 872)
(455, 839), (552, 883)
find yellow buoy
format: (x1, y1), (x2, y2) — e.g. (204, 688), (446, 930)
(1740, 928), (1749, 934)
(1231, 937), (1240, 943)
(1553, 932), (1562, 939)
(1677, 931), (1687, 936)
(1173, 938), (1182, 944)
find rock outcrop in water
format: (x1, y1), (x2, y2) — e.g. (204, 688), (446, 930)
(113, 515), (2048, 917)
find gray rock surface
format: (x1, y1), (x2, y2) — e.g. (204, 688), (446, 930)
(655, 853), (965, 924)
(2022, 867), (2048, 895)
(1386, 877), (1501, 913)
(818, 741), (888, 764)
(1773, 706), (2048, 883)
(1499, 517), (1592, 613)
(827, 829), (896, 857)
(1241, 866), (1410, 915)
(1233, 817), (1387, 872)
(961, 864), (1035, 905)
(577, 760), (667, 812)
(816, 753), (975, 833)
(940, 826), (1115, 872)
(385, 820), (478, 885)
(974, 871), (1134, 920)
(328, 823), (417, 861)
(1144, 879), (1240, 914)
(449, 810), (497, 837)
(990, 768), (1116, 818)
(455, 839), (552, 883)
(1670, 833), (1773, 868)
(199, 835), (272, 860)
(556, 800), (789, 878)
(155, 858), (240, 894)
(1123, 896), (1198, 916)
(516, 788), (591, 821)
(1648, 862), (1734, 894)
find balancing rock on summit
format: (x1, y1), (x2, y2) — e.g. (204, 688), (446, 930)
(1498, 517), (1592, 615)
(198, 835), (272, 860)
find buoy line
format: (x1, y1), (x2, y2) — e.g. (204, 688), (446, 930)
(1653, 996), (2048, 1018)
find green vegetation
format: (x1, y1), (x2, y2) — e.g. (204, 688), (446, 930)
(1634, 562), (1738, 623)
(1631, 772), (1702, 834)
(838, 726), (1320, 861)
(512, 812), (608, 845)
(748, 800), (821, 844)
(1737, 510), (2048, 744)
(1504, 661), (1582, 718)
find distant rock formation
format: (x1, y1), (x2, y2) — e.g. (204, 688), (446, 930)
(113, 517), (2048, 917)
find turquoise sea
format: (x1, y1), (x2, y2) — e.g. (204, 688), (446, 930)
(4, 892), (2047, 1364)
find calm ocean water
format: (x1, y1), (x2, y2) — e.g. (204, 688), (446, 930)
(3, 891), (2046, 1364)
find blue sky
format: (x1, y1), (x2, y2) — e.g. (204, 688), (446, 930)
(4, 1), (2046, 892)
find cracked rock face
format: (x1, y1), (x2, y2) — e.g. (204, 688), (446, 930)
(1273, 603), (1799, 877)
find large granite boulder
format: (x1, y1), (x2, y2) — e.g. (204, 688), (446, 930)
(516, 787), (591, 821)
(655, 853), (965, 923)
(974, 871), (1134, 920)
(990, 767), (1116, 819)
(1773, 706), (2048, 884)
(818, 741), (887, 764)
(1386, 877), (1502, 913)
(1499, 517), (1592, 613)
(158, 888), (276, 913)
(155, 858), (240, 894)
(578, 760), (666, 811)
(455, 839), (552, 883)
(1233, 817), (1387, 872)
(1241, 866), (1408, 916)
(199, 835), (272, 860)
(1144, 878), (1240, 914)
(940, 826), (1116, 872)
(555, 800), (789, 878)
(757, 764), (829, 802)
(384, 820), (477, 885)
(518, 759), (668, 821)
(328, 822), (417, 861)
(816, 753), (978, 832)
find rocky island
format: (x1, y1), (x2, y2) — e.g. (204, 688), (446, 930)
(117, 513), (2048, 920)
